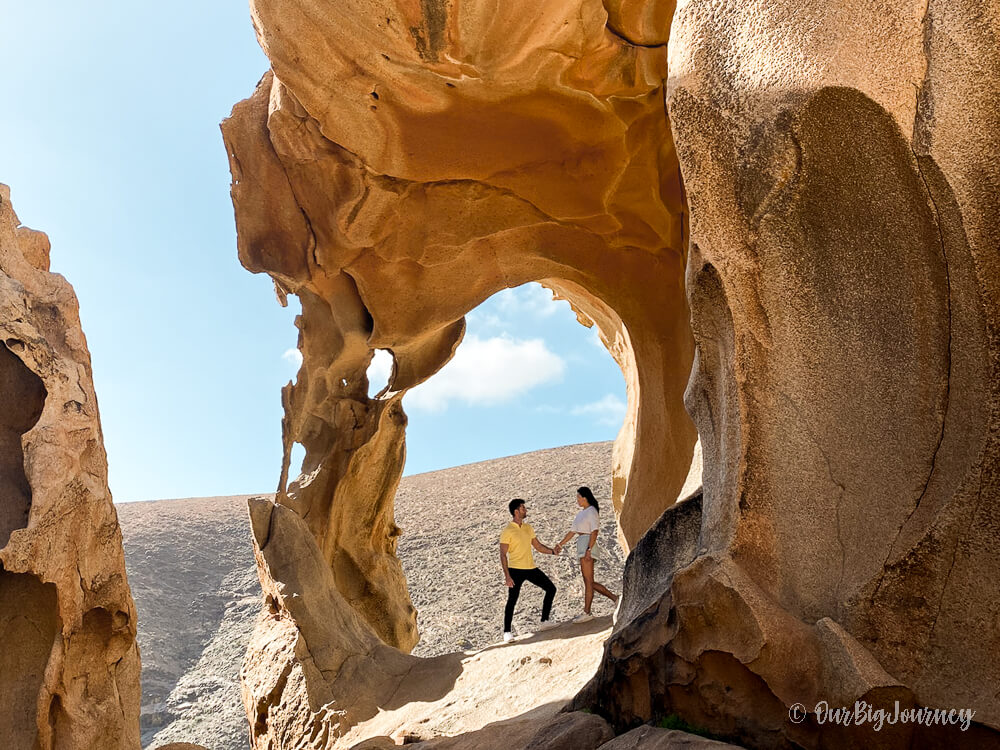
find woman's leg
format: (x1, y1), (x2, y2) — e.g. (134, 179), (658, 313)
(581, 557), (595, 613)
(591, 580), (618, 602)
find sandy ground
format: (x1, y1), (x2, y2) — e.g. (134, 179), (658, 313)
(119, 441), (623, 749)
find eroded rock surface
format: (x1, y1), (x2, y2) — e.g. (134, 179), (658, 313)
(600, 725), (741, 749)
(576, 1), (1000, 748)
(0, 185), (141, 749)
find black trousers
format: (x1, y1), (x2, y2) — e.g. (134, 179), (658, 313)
(505, 567), (556, 632)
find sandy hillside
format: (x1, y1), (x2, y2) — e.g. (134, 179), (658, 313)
(119, 441), (623, 750)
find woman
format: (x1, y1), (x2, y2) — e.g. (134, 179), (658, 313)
(555, 486), (619, 622)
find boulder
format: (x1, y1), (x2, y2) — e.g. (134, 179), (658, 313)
(598, 725), (741, 749)
(574, 1), (1000, 747)
(347, 739), (397, 750)
(524, 711), (615, 750)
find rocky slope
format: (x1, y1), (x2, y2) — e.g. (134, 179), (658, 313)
(120, 441), (623, 749)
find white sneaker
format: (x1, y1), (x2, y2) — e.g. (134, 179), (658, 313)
(572, 612), (594, 624)
(502, 631), (514, 643)
(536, 620), (558, 632)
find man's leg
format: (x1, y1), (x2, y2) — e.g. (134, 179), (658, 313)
(524, 567), (557, 621)
(505, 569), (528, 633)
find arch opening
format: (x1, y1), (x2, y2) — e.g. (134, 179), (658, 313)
(385, 283), (627, 479)
(381, 281), (632, 654)
(266, 268), (700, 651)
(243, 264), (700, 743)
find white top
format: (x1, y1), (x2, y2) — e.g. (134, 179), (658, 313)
(571, 505), (600, 534)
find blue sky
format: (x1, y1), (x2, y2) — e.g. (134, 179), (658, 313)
(2, 1), (626, 502)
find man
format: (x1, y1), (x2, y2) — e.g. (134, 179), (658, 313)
(499, 498), (559, 642)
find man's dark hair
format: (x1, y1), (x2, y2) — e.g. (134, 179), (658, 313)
(508, 498), (525, 516)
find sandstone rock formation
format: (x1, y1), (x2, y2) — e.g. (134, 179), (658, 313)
(0, 185), (141, 749)
(575, 1), (1000, 747)
(225, 0), (999, 747)
(521, 712), (615, 750)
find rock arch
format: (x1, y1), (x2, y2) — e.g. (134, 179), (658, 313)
(222, 4), (699, 743)
(222, 28), (699, 655)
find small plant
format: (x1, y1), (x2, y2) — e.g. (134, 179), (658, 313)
(657, 713), (716, 739)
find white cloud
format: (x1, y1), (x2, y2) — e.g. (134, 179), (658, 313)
(282, 348), (303, 367)
(405, 334), (565, 412)
(465, 310), (505, 332)
(571, 393), (627, 426)
(367, 349), (394, 397)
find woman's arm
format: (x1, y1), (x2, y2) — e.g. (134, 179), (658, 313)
(554, 531), (574, 553)
(584, 529), (598, 558)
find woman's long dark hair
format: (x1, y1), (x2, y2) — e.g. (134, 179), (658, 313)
(577, 486), (599, 513)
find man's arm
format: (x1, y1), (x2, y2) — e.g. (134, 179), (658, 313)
(531, 537), (557, 555)
(500, 543), (514, 587)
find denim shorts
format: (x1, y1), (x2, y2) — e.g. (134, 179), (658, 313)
(576, 535), (596, 559)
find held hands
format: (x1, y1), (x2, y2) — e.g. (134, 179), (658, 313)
(553, 543), (562, 555)
(505, 575), (515, 588)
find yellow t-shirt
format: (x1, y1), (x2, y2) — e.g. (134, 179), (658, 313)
(500, 521), (536, 569)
